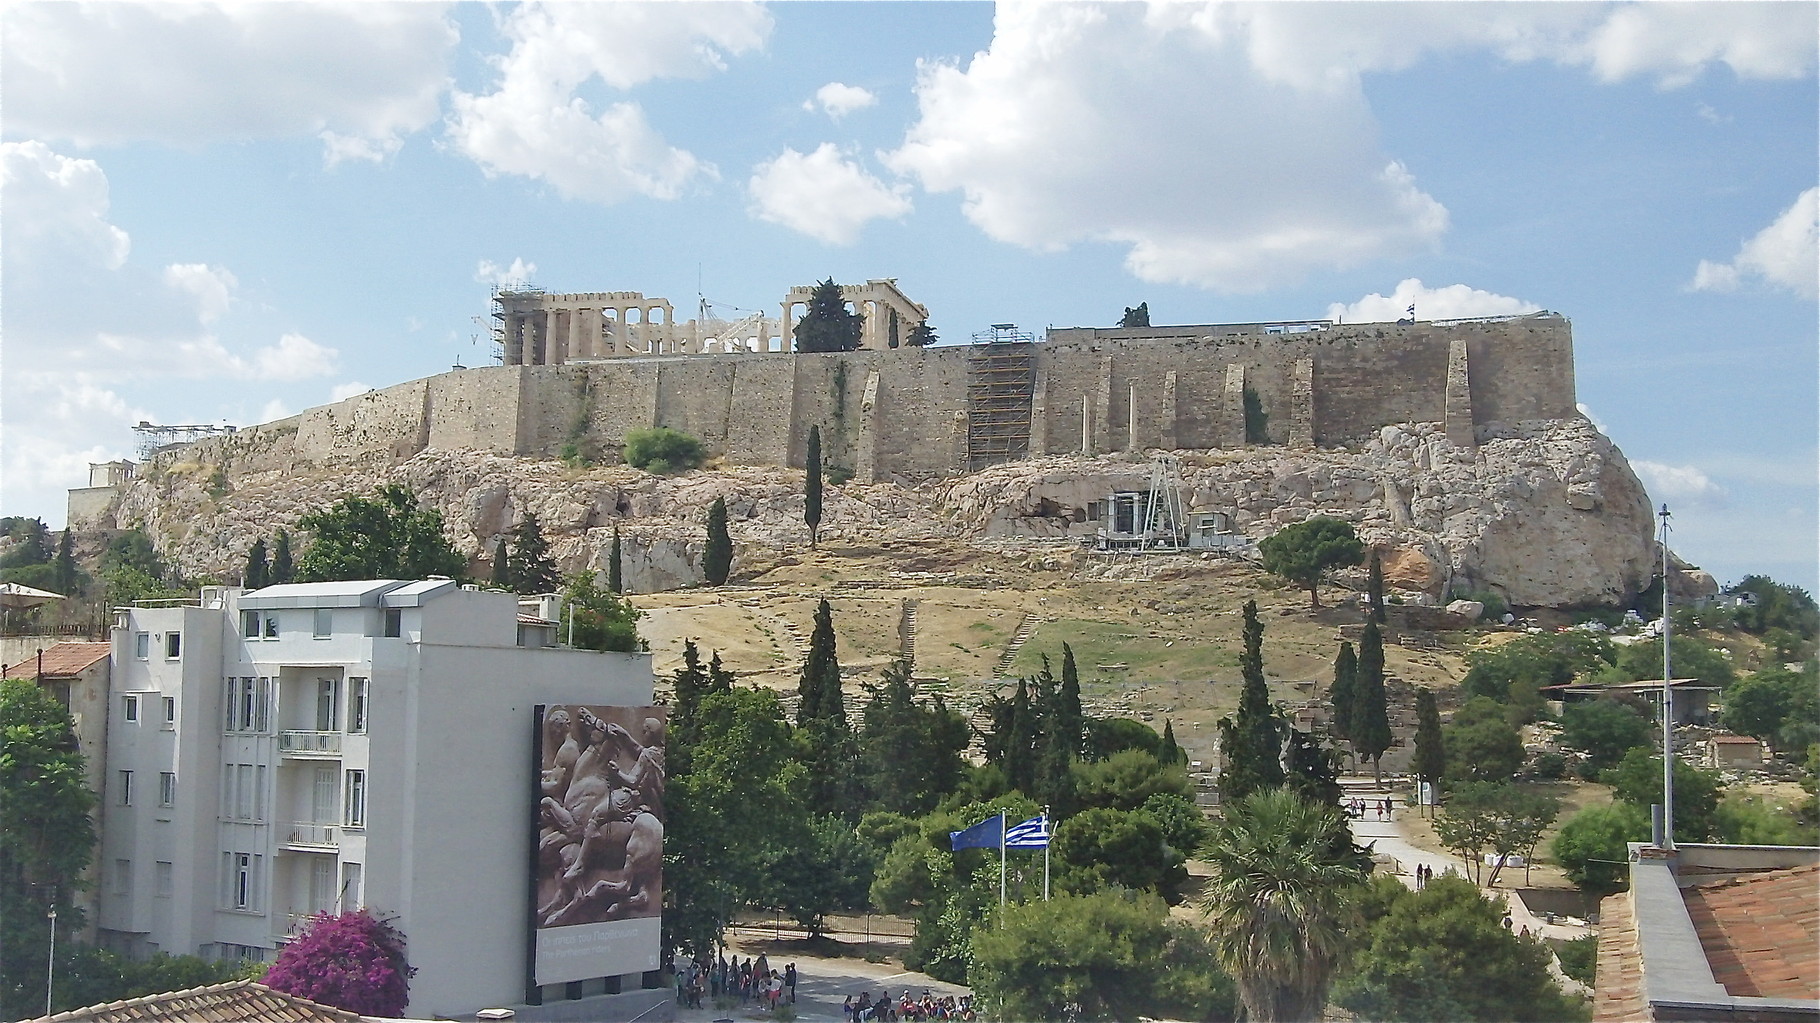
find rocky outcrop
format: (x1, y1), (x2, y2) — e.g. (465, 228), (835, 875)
(104, 417), (1655, 608)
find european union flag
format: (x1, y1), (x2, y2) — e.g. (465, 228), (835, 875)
(949, 814), (1003, 850)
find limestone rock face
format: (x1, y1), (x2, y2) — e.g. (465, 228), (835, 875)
(106, 417), (1656, 608)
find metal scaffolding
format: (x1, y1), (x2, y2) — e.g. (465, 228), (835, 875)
(965, 324), (1037, 470)
(132, 421), (236, 460)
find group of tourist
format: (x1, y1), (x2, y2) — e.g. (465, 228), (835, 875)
(1346, 795), (1394, 820)
(673, 953), (796, 1011)
(844, 990), (976, 1022)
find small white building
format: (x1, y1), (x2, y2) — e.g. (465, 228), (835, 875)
(98, 580), (656, 1018)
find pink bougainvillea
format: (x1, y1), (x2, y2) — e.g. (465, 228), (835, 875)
(264, 909), (415, 1017)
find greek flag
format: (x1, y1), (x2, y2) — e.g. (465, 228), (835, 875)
(1406, 303), (1417, 317)
(949, 814), (1003, 851)
(1004, 815), (1050, 849)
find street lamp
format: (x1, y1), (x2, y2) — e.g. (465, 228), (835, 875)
(47, 904), (58, 1018)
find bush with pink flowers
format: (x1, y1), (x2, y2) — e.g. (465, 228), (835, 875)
(264, 910), (414, 1017)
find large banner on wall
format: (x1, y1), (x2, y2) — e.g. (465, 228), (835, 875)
(530, 704), (665, 987)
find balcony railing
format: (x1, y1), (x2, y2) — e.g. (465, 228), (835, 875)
(283, 822), (339, 849)
(277, 730), (341, 756)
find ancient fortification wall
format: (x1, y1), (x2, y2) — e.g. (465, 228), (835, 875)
(154, 315), (1577, 485)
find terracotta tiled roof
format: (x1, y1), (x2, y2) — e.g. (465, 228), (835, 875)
(1593, 890), (1651, 1022)
(4, 641), (111, 679)
(1682, 863), (1820, 1000)
(27, 980), (369, 1023)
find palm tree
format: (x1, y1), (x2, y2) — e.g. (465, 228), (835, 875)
(1198, 786), (1366, 1022)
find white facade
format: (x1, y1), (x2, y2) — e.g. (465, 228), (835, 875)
(99, 580), (654, 1018)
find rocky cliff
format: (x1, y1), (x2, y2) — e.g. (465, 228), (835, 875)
(103, 416), (1655, 608)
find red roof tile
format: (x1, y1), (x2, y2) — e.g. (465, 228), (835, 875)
(4, 641), (111, 679)
(1682, 863), (1820, 1000)
(1593, 890), (1652, 1022)
(26, 980), (369, 1023)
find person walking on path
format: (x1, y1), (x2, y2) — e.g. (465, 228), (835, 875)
(785, 962), (798, 1003)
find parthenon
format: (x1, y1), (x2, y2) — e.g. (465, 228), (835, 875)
(493, 278), (931, 366)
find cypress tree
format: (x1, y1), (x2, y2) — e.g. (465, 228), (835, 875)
(1161, 718), (1185, 766)
(1368, 548), (1387, 623)
(671, 639), (707, 773)
(797, 599), (843, 727)
(1328, 642), (1358, 745)
(1286, 727), (1342, 807)
(491, 538), (510, 587)
(707, 650), (734, 694)
(511, 514), (559, 593)
(703, 498), (732, 585)
(246, 538), (270, 590)
(1413, 688), (1447, 813)
(805, 425), (823, 547)
(1006, 676), (1036, 796)
(1218, 600), (1285, 801)
(55, 529), (78, 594)
(608, 527), (624, 594)
(1352, 620), (1392, 785)
(271, 529), (294, 584)
(1056, 643), (1085, 759)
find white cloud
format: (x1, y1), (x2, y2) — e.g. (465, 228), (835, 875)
(1634, 460), (1728, 508)
(447, 2), (770, 203)
(804, 82), (878, 120)
(1, 4), (456, 165)
(1690, 188), (1819, 300)
(1576, 403), (1611, 435)
(1326, 279), (1541, 324)
(162, 264), (238, 323)
(475, 258), (539, 286)
(748, 145), (912, 245)
(1577, 2), (1817, 88)
(1, 141), (131, 272)
(259, 399), (295, 424)
(244, 334), (338, 382)
(886, 4), (1450, 292)
(329, 382), (372, 403)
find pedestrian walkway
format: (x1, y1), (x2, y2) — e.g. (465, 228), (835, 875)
(671, 949), (970, 1023)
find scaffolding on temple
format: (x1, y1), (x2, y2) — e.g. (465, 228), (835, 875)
(965, 324), (1037, 470)
(132, 421), (236, 461)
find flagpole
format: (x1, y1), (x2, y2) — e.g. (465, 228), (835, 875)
(998, 811), (1007, 907)
(1042, 808), (1050, 901)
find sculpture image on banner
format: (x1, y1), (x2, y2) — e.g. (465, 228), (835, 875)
(531, 704), (665, 986)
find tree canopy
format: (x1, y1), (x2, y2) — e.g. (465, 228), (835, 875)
(495, 514), (559, 594)
(296, 485), (465, 583)
(264, 910), (414, 1018)
(558, 572), (641, 652)
(1557, 699), (1654, 770)
(1218, 601), (1285, 801)
(1118, 302), (1150, 328)
(793, 278), (864, 353)
(1259, 516), (1365, 609)
(703, 498), (732, 586)
(1444, 697), (1526, 783)
(1352, 621), (1392, 783)
(622, 427), (704, 474)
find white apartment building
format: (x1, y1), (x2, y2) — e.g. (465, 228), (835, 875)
(99, 579), (657, 1018)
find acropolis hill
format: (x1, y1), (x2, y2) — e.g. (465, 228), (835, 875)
(75, 301), (1660, 611)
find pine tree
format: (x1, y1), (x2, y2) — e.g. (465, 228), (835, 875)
(54, 529), (78, 595)
(1218, 600), (1285, 801)
(904, 322), (937, 347)
(805, 425), (824, 547)
(1413, 688), (1447, 813)
(1368, 548), (1387, 623)
(703, 498), (732, 586)
(271, 528), (295, 584)
(608, 527), (624, 594)
(1328, 642), (1358, 746)
(245, 538), (270, 590)
(1352, 620), (1392, 785)
(707, 650), (734, 693)
(792, 278), (864, 353)
(1285, 727), (1342, 807)
(511, 514), (560, 593)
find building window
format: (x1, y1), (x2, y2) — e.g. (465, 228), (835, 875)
(383, 608), (402, 638)
(165, 632), (182, 659)
(155, 861), (173, 898)
(122, 694), (139, 722)
(113, 858), (131, 896)
(315, 679), (338, 732)
(237, 764), (255, 821)
(242, 610), (259, 638)
(312, 766), (338, 823)
(263, 613), (279, 639)
(135, 632), (149, 659)
(310, 857), (336, 913)
(118, 770), (133, 805)
(224, 678), (271, 734)
(344, 770), (366, 828)
(162, 695), (176, 727)
(347, 678), (368, 734)
(159, 771), (176, 807)
(313, 608), (332, 638)
(225, 852), (259, 911)
(340, 863), (363, 910)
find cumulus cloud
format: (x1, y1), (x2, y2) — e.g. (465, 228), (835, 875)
(886, 4), (1450, 292)
(804, 83), (878, 120)
(1690, 188), (1818, 299)
(748, 145), (912, 245)
(1634, 460), (1728, 508)
(162, 264), (239, 323)
(1, 4), (456, 165)
(243, 333), (338, 381)
(329, 382), (373, 403)
(1576, 2), (1817, 87)
(1326, 279), (1542, 323)
(448, 2), (770, 203)
(2, 142), (131, 273)
(475, 257), (540, 286)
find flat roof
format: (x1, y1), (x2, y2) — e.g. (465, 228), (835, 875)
(239, 580), (403, 609)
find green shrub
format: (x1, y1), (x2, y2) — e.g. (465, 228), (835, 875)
(621, 428), (704, 473)
(1554, 934), (1597, 986)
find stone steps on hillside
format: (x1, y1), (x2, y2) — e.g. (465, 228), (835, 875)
(899, 598), (919, 664)
(994, 612), (1039, 677)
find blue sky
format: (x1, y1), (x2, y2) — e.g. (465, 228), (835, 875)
(3, 1), (1815, 593)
